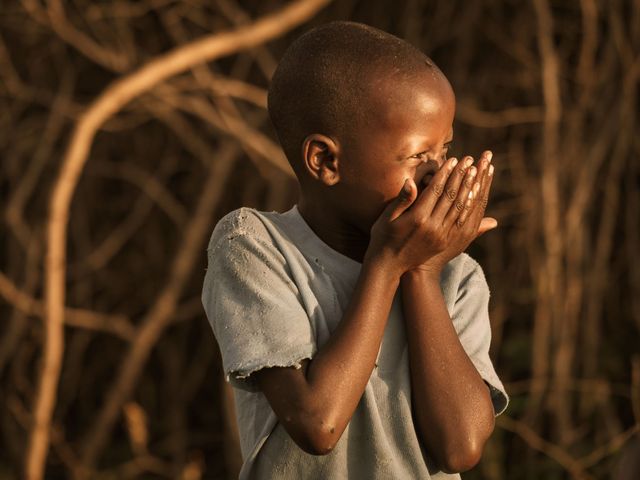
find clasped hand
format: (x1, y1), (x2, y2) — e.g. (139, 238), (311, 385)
(368, 151), (497, 277)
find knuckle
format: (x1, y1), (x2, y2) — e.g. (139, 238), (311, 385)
(431, 183), (444, 197)
(435, 234), (448, 249)
(421, 221), (436, 235)
(423, 222), (438, 237)
(454, 200), (465, 212)
(445, 188), (457, 201)
(411, 215), (426, 228)
(433, 225), (446, 239)
(455, 217), (465, 228)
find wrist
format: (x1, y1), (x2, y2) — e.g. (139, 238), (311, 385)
(362, 250), (404, 284)
(401, 265), (442, 285)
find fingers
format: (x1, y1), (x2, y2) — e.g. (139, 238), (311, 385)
(411, 157), (459, 215)
(477, 217), (499, 237)
(431, 155), (474, 224)
(384, 178), (417, 222)
(410, 151), (496, 237)
(456, 180), (481, 227)
(442, 162), (477, 230)
(467, 151), (495, 227)
(446, 150), (496, 234)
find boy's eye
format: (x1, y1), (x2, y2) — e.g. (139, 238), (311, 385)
(411, 143), (453, 162)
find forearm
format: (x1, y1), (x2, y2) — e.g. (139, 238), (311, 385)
(257, 254), (401, 453)
(401, 269), (494, 473)
(304, 257), (400, 428)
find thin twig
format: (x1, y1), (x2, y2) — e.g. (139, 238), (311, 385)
(26, 2), (330, 477)
(0, 271), (136, 341)
(498, 416), (595, 480)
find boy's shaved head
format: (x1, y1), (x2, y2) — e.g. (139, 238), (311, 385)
(268, 21), (450, 175)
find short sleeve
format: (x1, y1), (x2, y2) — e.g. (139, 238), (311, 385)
(201, 211), (317, 392)
(450, 257), (509, 415)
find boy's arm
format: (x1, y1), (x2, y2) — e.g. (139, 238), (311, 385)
(400, 151), (498, 473)
(401, 270), (495, 474)
(255, 254), (401, 455)
(255, 156), (473, 456)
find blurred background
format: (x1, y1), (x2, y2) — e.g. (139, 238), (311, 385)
(1, 0), (639, 478)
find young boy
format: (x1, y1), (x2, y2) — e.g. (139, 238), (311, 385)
(201, 21), (508, 479)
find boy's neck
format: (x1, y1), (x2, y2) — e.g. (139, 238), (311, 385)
(297, 199), (369, 263)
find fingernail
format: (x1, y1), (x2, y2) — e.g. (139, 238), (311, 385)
(450, 158), (458, 168)
(469, 167), (477, 177)
(468, 190), (474, 199)
(465, 157), (473, 168)
(486, 151), (493, 163)
(489, 165), (494, 176)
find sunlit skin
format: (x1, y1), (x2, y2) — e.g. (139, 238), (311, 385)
(297, 71), (455, 259)
(255, 67), (498, 472)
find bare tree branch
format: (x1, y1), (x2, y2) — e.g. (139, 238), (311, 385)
(25, 1), (331, 478)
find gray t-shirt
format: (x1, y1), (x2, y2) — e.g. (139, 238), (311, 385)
(201, 206), (508, 479)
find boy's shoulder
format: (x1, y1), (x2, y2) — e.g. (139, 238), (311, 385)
(447, 251), (486, 281)
(207, 207), (488, 293)
(442, 251), (490, 300)
(210, 206), (266, 235)
(206, 207), (276, 251)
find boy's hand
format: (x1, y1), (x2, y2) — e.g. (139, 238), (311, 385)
(367, 151), (496, 277)
(411, 150), (497, 276)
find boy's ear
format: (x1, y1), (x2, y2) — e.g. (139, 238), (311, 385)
(301, 134), (340, 186)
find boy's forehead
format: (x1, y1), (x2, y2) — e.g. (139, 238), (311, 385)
(382, 67), (452, 101)
(336, 69), (456, 159)
(365, 71), (455, 129)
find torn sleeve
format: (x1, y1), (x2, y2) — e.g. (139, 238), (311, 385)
(450, 258), (509, 416)
(201, 214), (316, 392)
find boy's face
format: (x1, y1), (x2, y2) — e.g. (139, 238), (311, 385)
(332, 71), (456, 233)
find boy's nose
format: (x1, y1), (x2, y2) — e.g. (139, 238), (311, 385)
(414, 160), (440, 187)
(422, 159), (441, 175)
